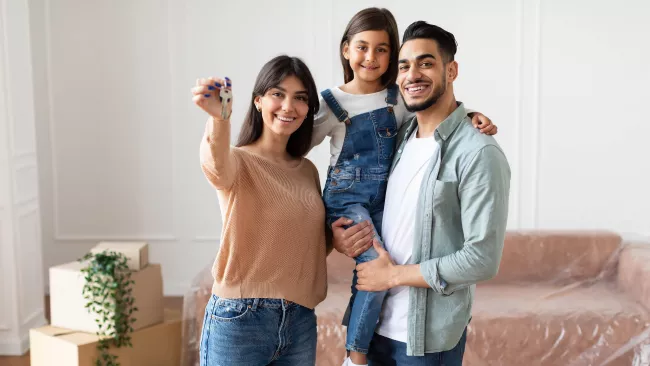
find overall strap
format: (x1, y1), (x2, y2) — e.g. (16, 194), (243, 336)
(385, 84), (398, 106)
(320, 89), (351, 124)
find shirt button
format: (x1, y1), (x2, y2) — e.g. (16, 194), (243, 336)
(331, 181), (338, 186)
(334, 168), (340, 174)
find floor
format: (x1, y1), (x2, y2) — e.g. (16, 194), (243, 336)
(0, 296), (183, 366)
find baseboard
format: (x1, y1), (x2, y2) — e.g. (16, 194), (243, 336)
(0, 333), (30, 356)
(0, 309), (47, 356)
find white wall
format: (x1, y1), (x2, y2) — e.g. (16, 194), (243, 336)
(28, 0), (650, 296)
(1, 0), (47, 354)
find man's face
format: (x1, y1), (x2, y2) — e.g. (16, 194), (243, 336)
(397, 39), (456, 112)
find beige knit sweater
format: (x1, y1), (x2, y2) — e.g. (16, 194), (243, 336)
(199, 118), (329, 309)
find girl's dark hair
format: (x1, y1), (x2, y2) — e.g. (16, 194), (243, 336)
(339, 7), (400, 88)
(236, 55), (319, 158)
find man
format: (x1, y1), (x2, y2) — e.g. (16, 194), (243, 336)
(332, 21), (511, 365)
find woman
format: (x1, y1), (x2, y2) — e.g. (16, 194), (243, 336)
(193, 55), (337, 365)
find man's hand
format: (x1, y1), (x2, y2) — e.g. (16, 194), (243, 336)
(331, 217), (374, 258)
(356, 240), (398, 292)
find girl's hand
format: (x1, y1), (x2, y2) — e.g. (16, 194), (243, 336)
(471, 113), (498, 135)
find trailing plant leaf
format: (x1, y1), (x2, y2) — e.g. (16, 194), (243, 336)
(79, 250), (137, 366)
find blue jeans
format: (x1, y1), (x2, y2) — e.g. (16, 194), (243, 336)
(367, 329), (467, 366)
(324, 191), (388, 355)
(199, 295), (316, 365)
(330, 205), (387, 354)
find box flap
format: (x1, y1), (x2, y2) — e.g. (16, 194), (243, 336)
(31, 326), (99, 346)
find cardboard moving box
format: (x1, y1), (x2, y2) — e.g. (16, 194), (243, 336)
(90, 242), (149, 271)
(49, 261), (164, 334)
(30, 310), (181, 366)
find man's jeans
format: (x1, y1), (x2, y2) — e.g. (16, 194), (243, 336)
(367, 328), (467, 366)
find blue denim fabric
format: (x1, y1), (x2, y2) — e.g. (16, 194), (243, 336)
(199, 295), (316, 366)
(321, 85), (399, 354)
(367, 328), (467, 366)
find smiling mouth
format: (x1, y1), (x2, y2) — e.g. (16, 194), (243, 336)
(275, 115), (296, 123)
(362, 65), (379, 70)
(404, 84), (430, 96)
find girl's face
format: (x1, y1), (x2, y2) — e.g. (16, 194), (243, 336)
(254, 75), (310, 138)
(343, 30), (391, 84)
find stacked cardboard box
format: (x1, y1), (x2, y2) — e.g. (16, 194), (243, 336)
(30, 242), (181, 366)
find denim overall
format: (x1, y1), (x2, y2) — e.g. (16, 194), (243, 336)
(321, 85), (399, 354)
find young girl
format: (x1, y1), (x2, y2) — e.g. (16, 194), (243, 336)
(309, 8), (497, 366)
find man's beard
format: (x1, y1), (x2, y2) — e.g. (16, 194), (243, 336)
(402, 75), (447, 113)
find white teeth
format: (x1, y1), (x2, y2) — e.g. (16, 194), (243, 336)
(408, 86), (425, 92)
(277, 116), (294, 122)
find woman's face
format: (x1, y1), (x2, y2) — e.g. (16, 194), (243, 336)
(255, 75), (310, 138)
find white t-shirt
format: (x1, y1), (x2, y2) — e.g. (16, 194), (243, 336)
(375, 128), (440, 342)
(310, 86), (414, 166)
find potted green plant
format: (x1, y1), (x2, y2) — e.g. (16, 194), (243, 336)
(79, 250), (138, 366)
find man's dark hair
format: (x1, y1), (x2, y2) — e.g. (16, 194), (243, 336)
(401, 21), (458, 63)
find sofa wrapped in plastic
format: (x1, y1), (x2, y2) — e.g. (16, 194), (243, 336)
(181, 231), (650, 366)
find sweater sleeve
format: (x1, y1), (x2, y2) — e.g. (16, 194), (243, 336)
(199, 117), (239, 190)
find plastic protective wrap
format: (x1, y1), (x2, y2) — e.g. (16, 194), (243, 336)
(181, 231), (650, 366)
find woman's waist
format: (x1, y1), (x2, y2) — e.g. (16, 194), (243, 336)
(211, 278), (327, 309)
(210, 295), (303, 310)
(212, 250), (327, 282)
